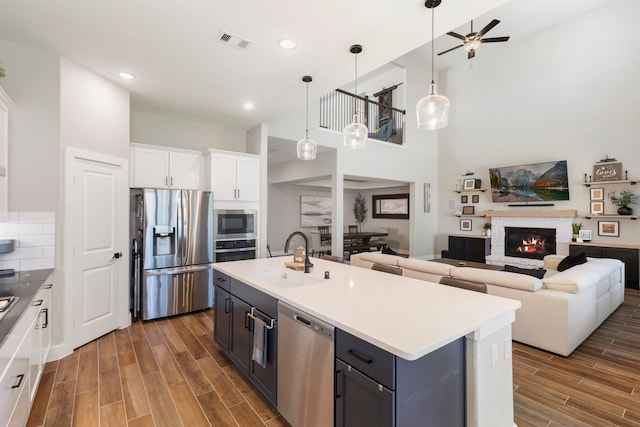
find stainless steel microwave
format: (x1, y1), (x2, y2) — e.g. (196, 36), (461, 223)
(213, 209), (257, 240)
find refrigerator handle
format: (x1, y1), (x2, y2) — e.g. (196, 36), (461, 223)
(177, 190), (183, 263)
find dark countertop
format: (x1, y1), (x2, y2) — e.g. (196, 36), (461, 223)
(0, 269), (53, 349)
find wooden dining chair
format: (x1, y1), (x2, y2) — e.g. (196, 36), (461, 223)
(371, 263), (403, 275)
(316, 226), (331, 256)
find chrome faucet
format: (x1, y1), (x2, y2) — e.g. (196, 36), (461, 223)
(284, 231), (313, 273)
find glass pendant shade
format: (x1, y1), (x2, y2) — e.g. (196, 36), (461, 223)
(297, 134), (317, 160)
(297, 75), (317, 160)
(416, 82), (450, 130)
(343, 45), (368, 149)
(343, 114), (368, 150)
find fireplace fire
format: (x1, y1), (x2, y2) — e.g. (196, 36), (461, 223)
(505, 227), (556, 260)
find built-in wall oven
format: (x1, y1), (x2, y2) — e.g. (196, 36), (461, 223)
(214, 209), (257, 262)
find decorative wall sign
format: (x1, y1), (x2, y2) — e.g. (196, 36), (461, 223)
(300, 195), (332, 227)
(592, 162), (622, 182)
(373, 193), (409, 219)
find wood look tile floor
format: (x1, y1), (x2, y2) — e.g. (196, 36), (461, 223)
(27, 290), (640, 427)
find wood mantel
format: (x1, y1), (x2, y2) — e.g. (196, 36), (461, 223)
(485, 209), (577, 218)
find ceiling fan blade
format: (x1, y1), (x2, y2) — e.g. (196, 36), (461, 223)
(468, 50), (476, 60)
(476, 19), (500, 38)
(446, 32), (466, 41)
(438, 45), (464, 56)
(480, 36), (510, 43)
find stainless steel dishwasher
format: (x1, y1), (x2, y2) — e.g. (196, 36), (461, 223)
(277, 301), (335, 427)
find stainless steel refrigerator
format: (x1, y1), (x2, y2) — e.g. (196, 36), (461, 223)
(131, 188), (214, 321)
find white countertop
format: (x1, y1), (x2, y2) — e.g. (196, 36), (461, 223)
(214, 257), (521, 361)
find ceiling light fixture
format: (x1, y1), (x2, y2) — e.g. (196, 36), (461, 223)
(416, 0), (450, 130)
(242, 102), (255, 111)
(278, 39), (297, 50)
(297, 75), (317, 160)
(343, 44), (368, 150)
(118, 72), (136, 80)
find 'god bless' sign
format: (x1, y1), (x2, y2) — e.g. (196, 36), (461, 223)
(592, 162), (622, 182)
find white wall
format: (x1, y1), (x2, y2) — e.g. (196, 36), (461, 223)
(131, 109), (246, 152)
(436, 0), (640, 252)
(0, 39), (60, 212)
(268, 47), (440, 259)
(60, 57), (130, 159)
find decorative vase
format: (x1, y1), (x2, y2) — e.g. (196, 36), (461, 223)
(486, 229), (491, 237)
(618, 206), (633, 216)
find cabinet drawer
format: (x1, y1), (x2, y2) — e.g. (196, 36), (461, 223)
(214, 270), (230, 292)
(336, 329), (395, 390)
(230, 278), (278, 319)
(0, 332), (30, 419)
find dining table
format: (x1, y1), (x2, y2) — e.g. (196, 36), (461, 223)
(343, 231), (389, 253)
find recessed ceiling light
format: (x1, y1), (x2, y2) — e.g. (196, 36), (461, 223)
(118, 72), (136, 80)
(278, 39), (297, 50)
(243, 102), (255, 111)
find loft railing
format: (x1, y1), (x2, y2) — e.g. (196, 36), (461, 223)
(319, 89), (406, 146)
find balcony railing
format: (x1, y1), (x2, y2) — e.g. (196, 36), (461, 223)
(319, 89), (406, 146)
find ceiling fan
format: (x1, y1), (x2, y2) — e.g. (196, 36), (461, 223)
(438, 19), (510, 59)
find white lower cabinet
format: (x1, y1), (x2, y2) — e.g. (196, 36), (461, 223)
(0, 279), (53, 427)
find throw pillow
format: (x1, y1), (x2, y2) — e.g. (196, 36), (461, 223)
(557, 252), (588, 272)
(504, 265), (547, 279)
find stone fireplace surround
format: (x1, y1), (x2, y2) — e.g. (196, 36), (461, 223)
(485, 210), (576, 268)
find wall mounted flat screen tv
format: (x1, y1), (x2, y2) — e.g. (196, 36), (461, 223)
(489, 160), (570, 203)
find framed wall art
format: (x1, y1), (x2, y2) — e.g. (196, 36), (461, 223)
(460, 219), (472, 231)
(300, 195), (332, 227)
(463, 179), (476, 190)
(462, 205), (475, 215)
(472, 194), (479, 203)
(578, 229), (592, 241)
(598, 220), (619, 237)
(372, 193), (409, 219)
(590, 187), (604, 200)
(590, 201), (604, 215)
(461, 195), (468, 203)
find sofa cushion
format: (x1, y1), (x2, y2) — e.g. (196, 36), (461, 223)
(557, 252), (587, 271)
(351, 252), (400, 267)
(542, 270), (599, 294)
(504, 265), (547, 279)
(543, 254), (566, 271)
(397, 258), (453, 276)
(451, 267), (543, 292)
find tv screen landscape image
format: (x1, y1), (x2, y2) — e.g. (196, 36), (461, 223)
(489, 160), (570, 203)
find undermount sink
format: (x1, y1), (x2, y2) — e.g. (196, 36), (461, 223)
(247, 268), (323, 288)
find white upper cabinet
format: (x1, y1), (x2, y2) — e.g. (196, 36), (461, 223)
(208, 149), (260, 201)
(130, 144), (203, 189)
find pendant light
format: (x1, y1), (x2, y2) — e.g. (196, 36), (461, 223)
(297, 75), (317, 160)
(416, 0), (450, 130)
(343, 44), (368, 150)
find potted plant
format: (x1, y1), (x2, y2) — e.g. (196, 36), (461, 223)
(609, 189), (636, 215)
(483, 222), (492, 236)
(572, 222), (582, 240)
(353, 193), (367, 232)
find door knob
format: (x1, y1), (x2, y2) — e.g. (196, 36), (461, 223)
(112, 252), (123, 259)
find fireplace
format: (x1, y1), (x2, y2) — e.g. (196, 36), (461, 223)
(505, 227), (556, 260)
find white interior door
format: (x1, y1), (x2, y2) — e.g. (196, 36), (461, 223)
(69, 151), (126, 348)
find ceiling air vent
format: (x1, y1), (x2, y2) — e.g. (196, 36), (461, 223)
(216, 31), (251, 50)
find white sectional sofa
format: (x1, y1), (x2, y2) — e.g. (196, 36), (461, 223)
(350, 252), (625, 356)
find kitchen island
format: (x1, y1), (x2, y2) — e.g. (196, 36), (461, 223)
(214, 256), (520, 427)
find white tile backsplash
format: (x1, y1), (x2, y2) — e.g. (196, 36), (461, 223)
(0, 212), (56, 271)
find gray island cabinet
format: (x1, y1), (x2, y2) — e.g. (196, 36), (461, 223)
(213, 269), (278, 405)
(213, 257), (520, 427)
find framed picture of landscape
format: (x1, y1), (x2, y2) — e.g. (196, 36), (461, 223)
(372, 193), (409, 219)
(300, 195), (332, 227)
(489, 160), (569, 203)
